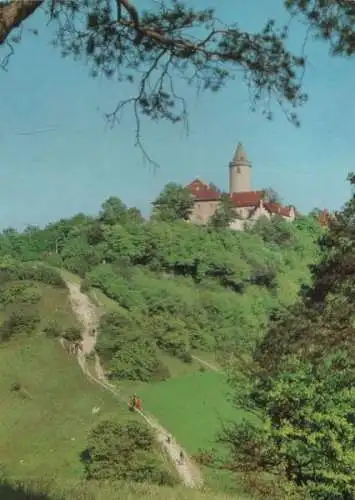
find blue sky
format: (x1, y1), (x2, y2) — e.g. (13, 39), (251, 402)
(0, 0), (353, 230)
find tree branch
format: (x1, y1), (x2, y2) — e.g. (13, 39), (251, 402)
(0, 0), (44, 45)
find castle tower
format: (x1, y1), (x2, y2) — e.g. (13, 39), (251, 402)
(229, 142), (252, 193)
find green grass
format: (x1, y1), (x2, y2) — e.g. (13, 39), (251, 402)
(136, 371), (247, 454)
(0, 335), (130, 482)
(58, 268), (81, 285)
(119, 371), (255, 496)
(158, 351), (201, 377)
(88, 285), (254, 495)
(0, 273), (256, 499)
(0, 478), (252, 500)
(37, 283), (81, 330)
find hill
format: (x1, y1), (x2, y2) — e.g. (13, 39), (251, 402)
(0, 192), (324, 499)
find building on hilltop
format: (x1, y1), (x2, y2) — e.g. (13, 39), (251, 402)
(186, 142), (296, 230)
(317, 209), (333, 228)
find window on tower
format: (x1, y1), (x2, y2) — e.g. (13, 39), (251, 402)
(237, 166), (241, 174)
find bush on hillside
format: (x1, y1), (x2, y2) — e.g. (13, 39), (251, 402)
(83, 419), (177, 486)
(0, 306), (40, 342)
(0, 282), (41, 305)
(41, 252), (64, 269)
(63, 326), (82, 342)
(15, 263), (66, 287)
(97, 311), (167, 382)
(0, 261), (65, 288)
(43, 319), (62, 338)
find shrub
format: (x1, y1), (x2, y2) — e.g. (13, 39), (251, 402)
(43, 319), (62, 338)
(179, 351), (193, 363)
(16, 263), (66, 287)
(0, 306), (40, 341)
(84, 419), (176, 486)
(225, 351), (355, 499)
(63, 326), (82, 342)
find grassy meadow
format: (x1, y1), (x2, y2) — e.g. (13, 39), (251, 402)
(137, 371), (239, 454)
(0, 334), (130, 482)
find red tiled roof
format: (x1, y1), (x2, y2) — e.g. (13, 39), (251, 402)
(264, 201), (293, 217)
(186, 180), (294, 217)
(186, 179), (221, 201)
(230, 191), (264, 207)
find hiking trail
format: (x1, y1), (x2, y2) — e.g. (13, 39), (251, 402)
(191, 355), (220, 373)
(64, 279), (202, 488)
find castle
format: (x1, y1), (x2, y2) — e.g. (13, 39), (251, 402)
(185, 142), (296, 230)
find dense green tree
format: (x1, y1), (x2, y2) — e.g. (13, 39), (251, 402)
(96, 311), (167, 381)
(249, 216), (295, 246)
(99, 197), (128, 225)
(224, 351), (355, 499)
(256, 176), (354, 375)
(225, 175), (355, 498)
(152, 183), (194, 222)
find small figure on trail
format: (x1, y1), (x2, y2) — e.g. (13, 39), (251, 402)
(179, 450), (184, 465)
(135, 397), (142, 411)
(166, 435), (171, 444)
(91, 328), (96, 337)
(128, 394), (142, 412)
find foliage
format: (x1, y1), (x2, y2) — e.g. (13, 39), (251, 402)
(255, 176), (354, 375)
(0, 260), (65, 288)
(43, 319), (62, 339)
(84, 419), (176, 486)
(0, 282), (41, 306)
(209, 194), (237, 229)
(99, 197), (143, 226)
(152, 183), (194, 222)
(0, 0), (311, 135)
(63, 326), (82, 342)
(97, 311), (167, 382)
(0, 306), (40, 342)
(225, 176), (355, 498)
(224, 351), (355, 499)
(0, 192), (322, 379)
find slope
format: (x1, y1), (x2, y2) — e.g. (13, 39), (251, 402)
(63, 276), (203, 488)
(0, 282), (128, 482)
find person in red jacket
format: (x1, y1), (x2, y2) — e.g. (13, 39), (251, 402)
(128, 395), (135, 411)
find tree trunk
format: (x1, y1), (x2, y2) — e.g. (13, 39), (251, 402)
(0, 0), (44, 45)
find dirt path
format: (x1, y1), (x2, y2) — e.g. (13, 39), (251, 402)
(191, 355), (221, 373)
(64, 280), (202, 488)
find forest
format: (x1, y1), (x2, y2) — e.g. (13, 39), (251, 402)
(0, 184), (323, 383)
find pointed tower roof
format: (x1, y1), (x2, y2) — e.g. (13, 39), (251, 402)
(232, 142), (249, 163)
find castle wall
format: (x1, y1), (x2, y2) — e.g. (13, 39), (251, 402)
(189, 200), (219, 224)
